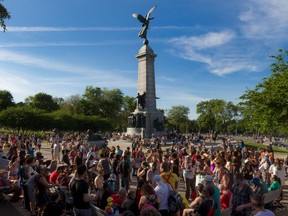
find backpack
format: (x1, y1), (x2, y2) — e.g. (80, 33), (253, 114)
(167, 190), (183, 213)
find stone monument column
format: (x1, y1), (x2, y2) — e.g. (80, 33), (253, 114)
(127, 5), (164, 138)
(126, 44), (164, 137)
(136, 45), (157, 112)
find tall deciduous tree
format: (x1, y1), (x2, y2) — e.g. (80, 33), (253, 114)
(196, 99), (238, 133)
(166, 105), (190, 132)
(0, 90), (15, 111)
(240, 49), (288, 135)
(60, 94), (82, 114)
(25, 92), (60, 112)
(78, 86), (124, 118)
(196, 99), (225, 131)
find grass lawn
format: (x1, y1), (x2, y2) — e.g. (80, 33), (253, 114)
(245, 141), (288, 155)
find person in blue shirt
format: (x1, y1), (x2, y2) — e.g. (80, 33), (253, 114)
(115, 146), (123, 156)
(107, 173), (116, 193)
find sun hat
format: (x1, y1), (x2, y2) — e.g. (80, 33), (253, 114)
(203, 175), (213, 182)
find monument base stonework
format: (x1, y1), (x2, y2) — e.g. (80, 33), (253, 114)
(127, 110), (164, 138)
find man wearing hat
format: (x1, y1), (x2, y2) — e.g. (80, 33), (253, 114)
(250, 177), (264, 196)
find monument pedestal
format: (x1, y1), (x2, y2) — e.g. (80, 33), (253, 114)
(127, 45), (164, 138)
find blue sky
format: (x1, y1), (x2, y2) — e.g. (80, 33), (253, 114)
(1, 0), (287, 119)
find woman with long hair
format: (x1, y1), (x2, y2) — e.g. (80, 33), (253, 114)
(138, 183), (159, 211)
(8, 155), (20, 180)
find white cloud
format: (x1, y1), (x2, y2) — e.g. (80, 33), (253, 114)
(168, 31), (236, 67)
(169, 31), (235, 50)
(211, 64), (258, 76)
(7, 26), (138, 32)
(0, 41), (134, 48)
(158, 76), (175, 82)
(7, 25), (193, 32)
(0, 50), (137, 102)
(239, 0), (288, 39)
(0, 49), (121, 78)
(168, 31), (261, 76)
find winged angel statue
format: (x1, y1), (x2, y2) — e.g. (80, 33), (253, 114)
(132, 5), (157, 45)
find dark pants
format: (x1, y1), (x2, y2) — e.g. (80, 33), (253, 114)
(185, 177), (196, 200)
(104, 173), (110, 181)
(121, 176), (129, 191)
(159, 209), (170, 216)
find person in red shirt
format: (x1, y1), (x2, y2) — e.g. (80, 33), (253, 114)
(219, 184), (232, 210)
(49, 166), (65, 184)
(111, 188), (126, 208)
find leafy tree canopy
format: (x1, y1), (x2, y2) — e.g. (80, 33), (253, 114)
(166, 105), (190, 132)
(25, 92), (60, 112)
(240, 49), (288, 135)
(0, 90), (15, 111)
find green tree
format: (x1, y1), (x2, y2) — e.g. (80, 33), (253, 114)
(48, 110), (77, 131)
(0, 106), (43, 132)
(74, 115), (111, 132)
(0, 2), (10, 31)
(240, 49), (288, 135)
(101, 88), (123, 118)
(25, 92), (60, 112)
(196, 99), (225, 131)
(0, 90), (15, 111)
(196, 99), (238, 133)
(60, 94), (82, 114)
(78, 86), (124, 118)
(166, 105), (190, 132)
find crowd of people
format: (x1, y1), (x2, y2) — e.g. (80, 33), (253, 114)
(0, 132), (287, 216)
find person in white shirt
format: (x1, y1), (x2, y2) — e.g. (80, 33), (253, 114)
(154, 175), (171, 215)
(259, 155), (271, 186)
(269, 158), (286, 186)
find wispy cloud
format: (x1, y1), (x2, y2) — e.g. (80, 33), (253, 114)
(0, 41), (135, 48)
(7, 26), (138, 32)
(0, 49), (136, 93)
(168, 30), (259, 76)
(158, 76), (175, 82)
(0, 70), (37, 101)
(169, 31), (235, 50)
(0, 49), (109, 76)
(0, 68), (137, 103)
(7, 25), (193, 32)
(239, 0), (288, 40)
(167, 1), (288, 76)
